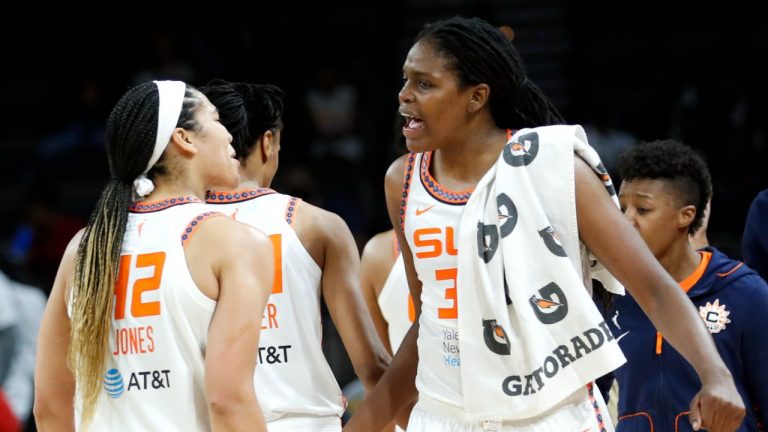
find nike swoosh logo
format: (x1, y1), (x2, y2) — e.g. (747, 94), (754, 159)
(415, 205), (436, 216)
(617, 331), (630, 342)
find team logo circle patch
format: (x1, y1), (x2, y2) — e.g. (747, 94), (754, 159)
(699, 299), (731, 334)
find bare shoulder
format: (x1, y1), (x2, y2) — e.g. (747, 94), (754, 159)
(385, 153), (411, 190)
(298, 201), (352, 241)
(361, 230), (397, 269)
(63, 228), (85, 264)
(57, 228), (86, 299)
(194, 214), (271, 255)
(573, 155), (596, 181)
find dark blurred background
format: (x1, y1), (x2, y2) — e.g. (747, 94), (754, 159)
(1, 1), (765, 429)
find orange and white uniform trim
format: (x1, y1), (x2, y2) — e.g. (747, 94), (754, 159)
(207, 189), (344, 424)
(75, 196), (220, 431)
(402, 152), (472, 408)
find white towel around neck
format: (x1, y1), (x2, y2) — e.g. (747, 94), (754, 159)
(456, 124), (626, 421)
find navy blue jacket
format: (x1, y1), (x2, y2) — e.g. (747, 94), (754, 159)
(606, 247), (768, 431)
(743, 189), (768, 282)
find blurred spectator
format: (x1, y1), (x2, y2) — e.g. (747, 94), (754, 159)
(133, 30), (197, 84)
(0, 270), (46, 428)
(742, 189), (768, 281)
(0, 391), (20, 432)
(582, 108), (639, 182)
(37, 79), (106, 160)
(9, 197), (86, 293)
(304, 64), (364, 163)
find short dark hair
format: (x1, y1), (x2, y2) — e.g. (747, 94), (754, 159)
(617, 139), (712, 234)
(200, 80), (285, 161)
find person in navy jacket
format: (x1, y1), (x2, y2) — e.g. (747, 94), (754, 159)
(742, 189), (768, 282)
(607, 139), (768, 431)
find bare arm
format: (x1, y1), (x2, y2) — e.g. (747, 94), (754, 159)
(575, 157), (744, 432)
(344, 155), (420, 431)
(359, 231), (398, 356)
(33, 230), (82, 432)
(188, 218), (273, 432)
(307, 206), (391, 391)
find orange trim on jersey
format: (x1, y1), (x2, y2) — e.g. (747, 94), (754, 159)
(717, 262), (744, 278)
(206, 188), (276, 204)
(129, 196), (202, 213)
(391, 230), (400, 258)
(618, 411), (654, 431)
(657, 251), (712, 355)
(655, 332), (663, 355)
(400, 153), (417, 232)
(407, 293), (416, 323)
(679, 251), (712, 291)
(285, 197), (301, 226)
(181, 212), (226, 247)
(586, 382), (607, 431)
(674, 411), (690, 432)
(419, 151), (473, 205)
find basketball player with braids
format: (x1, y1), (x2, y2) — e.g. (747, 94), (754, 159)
(33, 81), (274, 431)
(200, 81), (390, 432)
(607, 140), (768, 431)
(345, 16), (745, 432)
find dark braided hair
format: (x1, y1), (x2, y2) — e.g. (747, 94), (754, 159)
(618, 139), (713, 235)
(415, 16), (564, 129)
(416, 17), (615, 309)
(70, 81), (204, 428)
(200, 80), (285, 162)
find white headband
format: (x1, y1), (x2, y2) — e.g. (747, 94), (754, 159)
(146, 80), (186, 173)
(133, 80), (186, 199)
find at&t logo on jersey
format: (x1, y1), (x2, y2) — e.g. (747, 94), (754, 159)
(103, 368), (172, 397)
(103, 368), (125, 398)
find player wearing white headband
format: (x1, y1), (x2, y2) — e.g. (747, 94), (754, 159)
(34, 81), (274, 432)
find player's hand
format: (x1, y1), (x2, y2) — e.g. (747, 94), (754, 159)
(689, 368), (745, 431)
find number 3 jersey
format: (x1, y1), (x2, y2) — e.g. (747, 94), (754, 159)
(206, 188), (345, 422)
(401, 152), (471, 408)
(77, 196), (223, 431)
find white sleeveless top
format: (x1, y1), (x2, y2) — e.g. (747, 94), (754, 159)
(401, 152), (469, 408)
(376, 235), (412, 354)
(207, 189), (345, 421)
(77, 196), (221, 431)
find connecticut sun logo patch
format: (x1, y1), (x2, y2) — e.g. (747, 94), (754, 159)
(699, 299), (731, 334)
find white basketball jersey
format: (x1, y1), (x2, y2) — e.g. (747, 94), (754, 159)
(78, 196), (222, 431)
(207, 189), (344, 422)
(376, 235), (412, 354)
(401, 152), (470, 408)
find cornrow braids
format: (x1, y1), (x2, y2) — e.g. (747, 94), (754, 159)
(69, 82), (203, 428)
(201, 80), (285, 162)
(416, 16), (565, 129)
(618, 139), (713, 235)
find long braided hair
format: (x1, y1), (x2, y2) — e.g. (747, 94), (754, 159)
(415, 17), (619, 309)
(69, 81), (202, 427)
